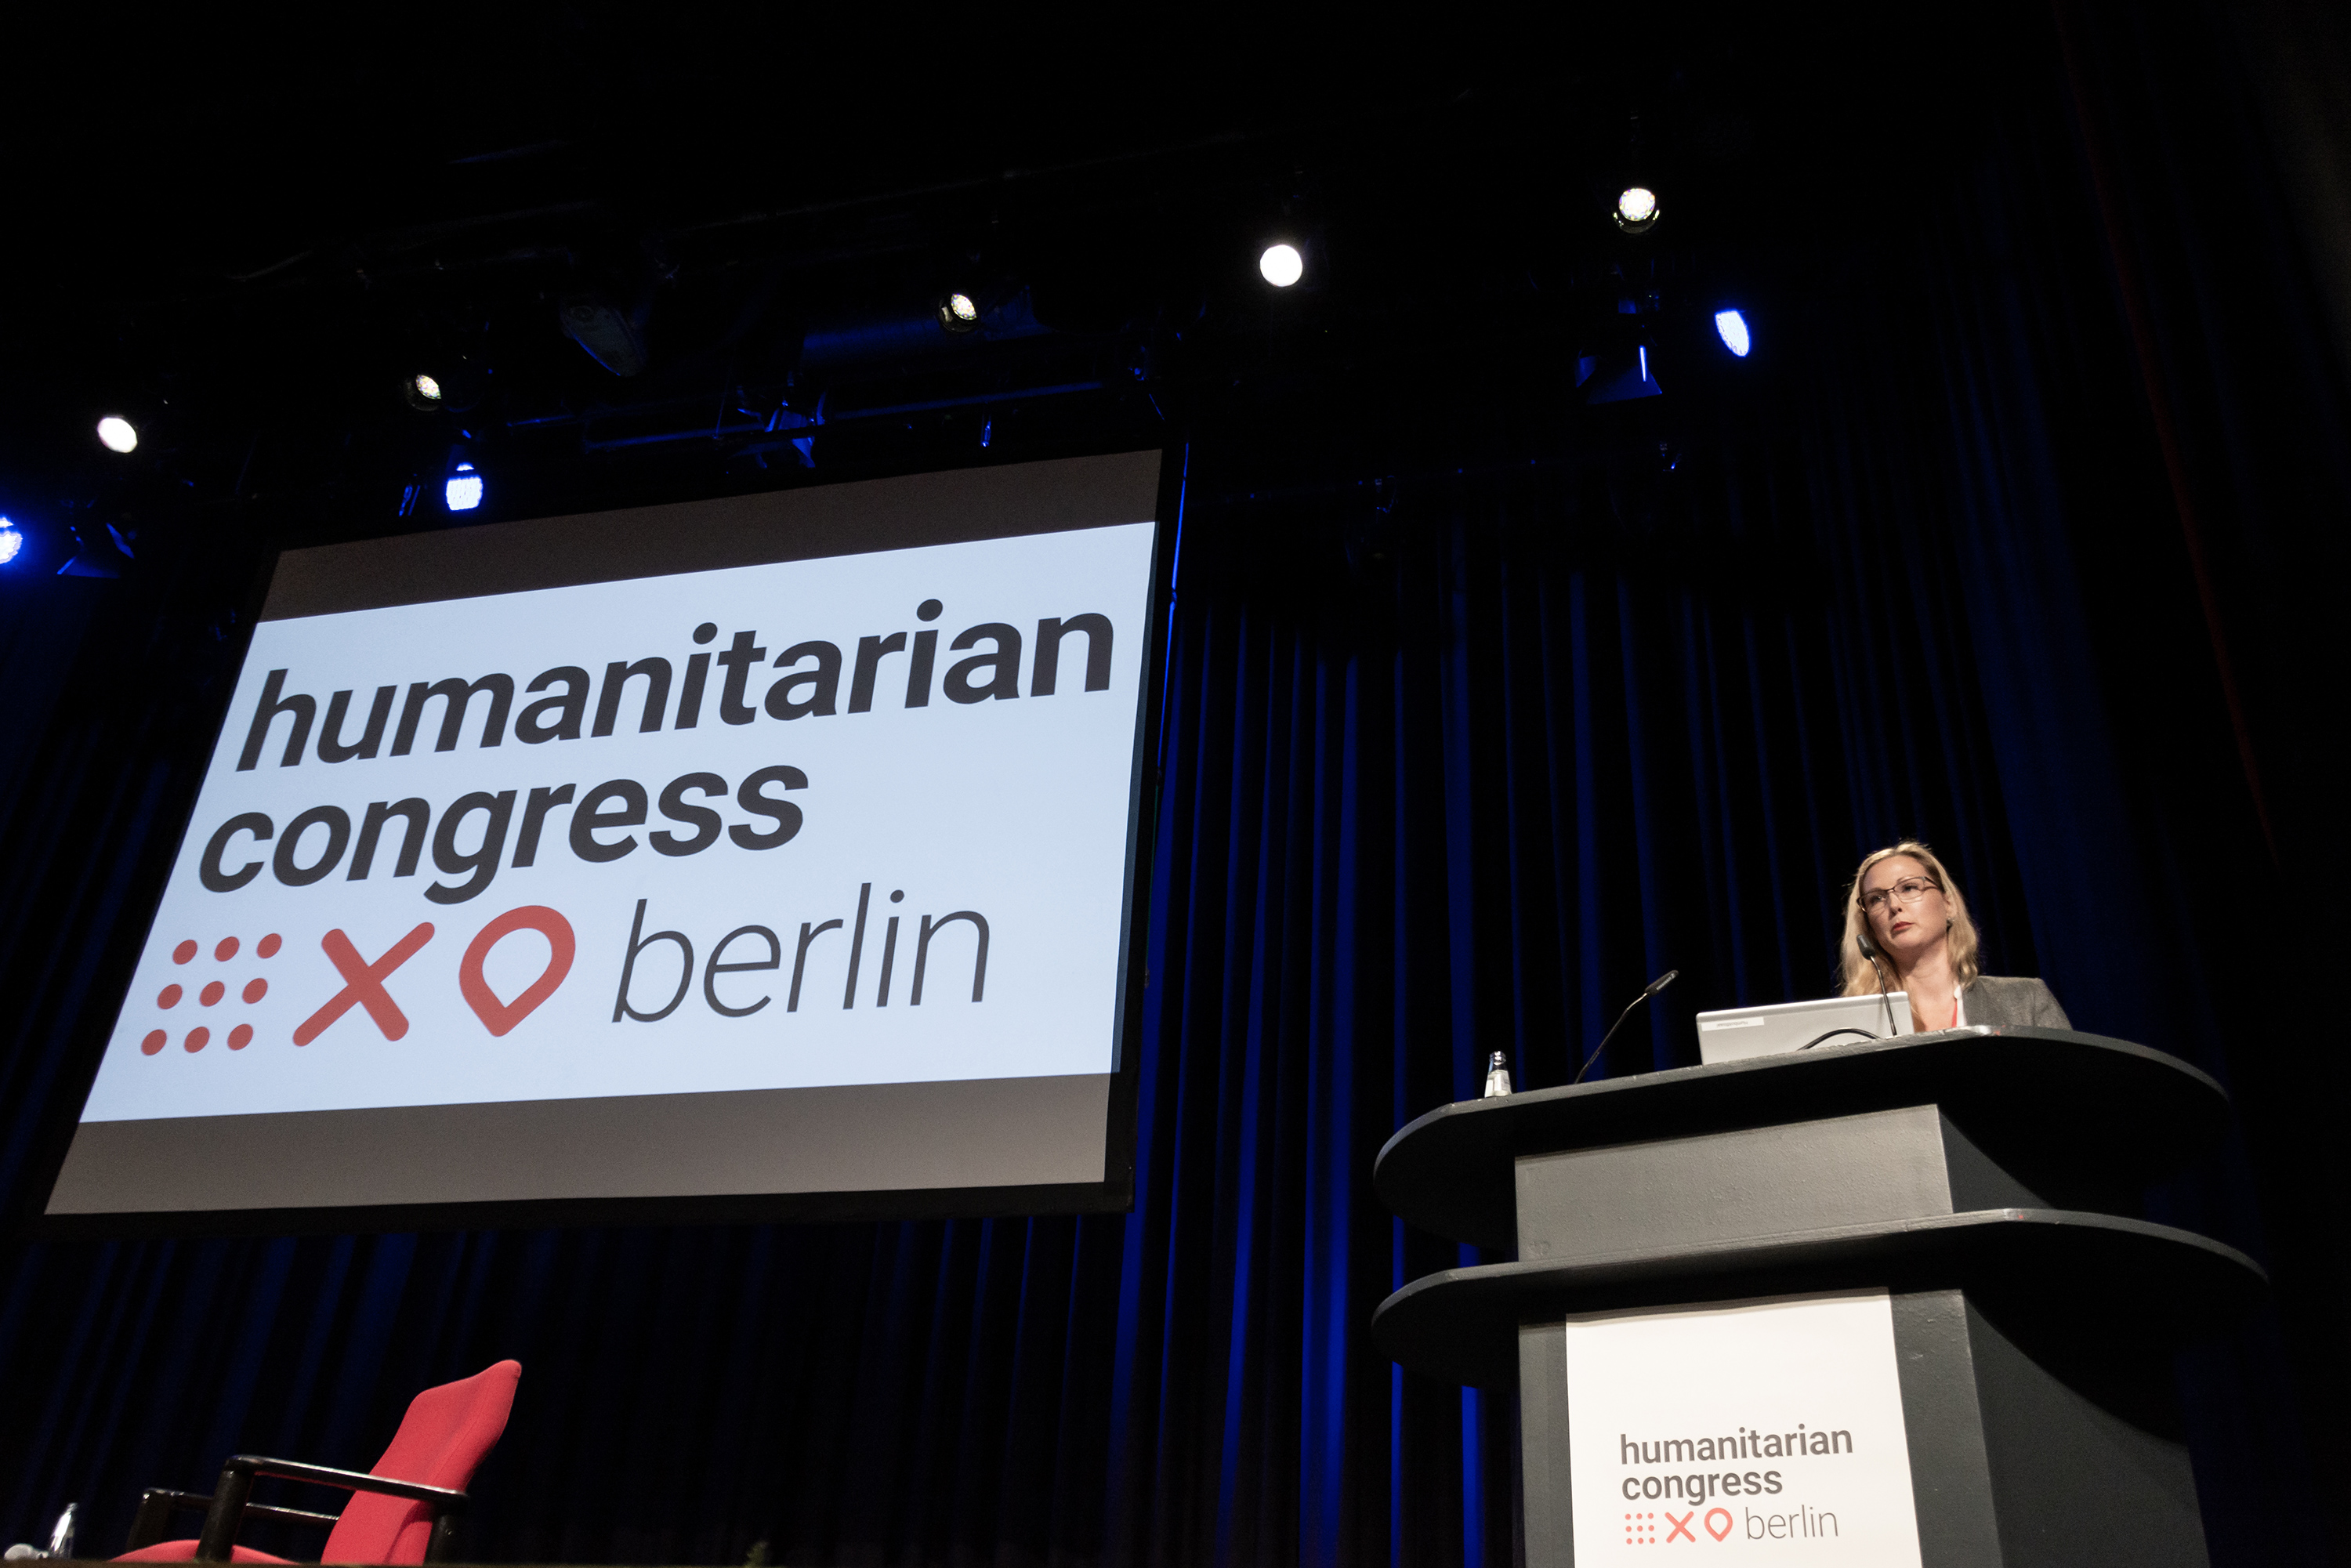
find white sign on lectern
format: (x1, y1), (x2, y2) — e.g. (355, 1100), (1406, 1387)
(1563, 1291), (1923, 1562)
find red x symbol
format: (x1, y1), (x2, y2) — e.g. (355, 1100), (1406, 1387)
(1665, 1512), (1695, 1543)
(294, 924), (435, 1045)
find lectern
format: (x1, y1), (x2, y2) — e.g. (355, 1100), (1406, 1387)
(1371, 1027), (2263, 1567)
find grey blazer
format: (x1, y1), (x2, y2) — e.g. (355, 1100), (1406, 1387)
(1964, 975), (2071, 1030)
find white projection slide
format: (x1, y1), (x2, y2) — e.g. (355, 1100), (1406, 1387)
(47, 451), (1165, 1222)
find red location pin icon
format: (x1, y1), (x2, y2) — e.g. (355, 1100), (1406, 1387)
(1704, 1508), (1733, 1542)
(459, 906), (576, 1037)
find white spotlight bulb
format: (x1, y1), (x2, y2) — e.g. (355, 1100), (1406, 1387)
(937, 291), (981, 333)
(1714, 309), (1752, 358)
(1259, 242), (1304, 288)
(96, 415), (139, 454)
(0, 521), (23, 565)
(1614, 186), (1661, 234)
(445, 462), (484, 512)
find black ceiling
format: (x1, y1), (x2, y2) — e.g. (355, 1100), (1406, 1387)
(0, 4), (2045, 576)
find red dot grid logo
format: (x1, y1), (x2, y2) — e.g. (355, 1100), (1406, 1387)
(143, 932), (281, 1056)
(1625, 1512), (1656, 1546)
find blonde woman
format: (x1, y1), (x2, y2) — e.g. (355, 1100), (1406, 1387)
(1838, 841), (2070, 1031)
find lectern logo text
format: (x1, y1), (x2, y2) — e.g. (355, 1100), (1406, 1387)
(1564, 1292), (1922, 1561)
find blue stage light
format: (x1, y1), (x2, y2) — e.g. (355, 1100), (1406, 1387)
(0, 518), (23, 565)
(1714, 309), (1752, 357)
(445, 462), (484, 512)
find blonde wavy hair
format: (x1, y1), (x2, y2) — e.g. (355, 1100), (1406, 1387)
(1838, 840), (1981, 996)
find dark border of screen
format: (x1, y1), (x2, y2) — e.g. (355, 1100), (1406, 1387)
(24, 450), (1176, 1237)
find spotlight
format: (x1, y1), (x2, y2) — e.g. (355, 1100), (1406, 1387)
(1259, 242), (1304, 288)
(1713, 309), (1752, 358)
(0, 519), (23, 566)
(1614, 187), (1660, 234)
(96, 415), (139, 454)
(444, 462), (483, 512)
(405, 353), (488, 410)
(937, 292), (980, 333)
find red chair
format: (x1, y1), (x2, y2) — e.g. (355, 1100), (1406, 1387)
(118, 1360), (520, 1565)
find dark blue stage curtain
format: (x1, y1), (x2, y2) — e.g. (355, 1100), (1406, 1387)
(2, 7), (2346, 1567)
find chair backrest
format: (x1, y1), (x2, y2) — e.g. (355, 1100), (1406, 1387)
(320, 1360), (520, 1565)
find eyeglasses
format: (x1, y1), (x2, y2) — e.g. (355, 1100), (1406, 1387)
(1858, 875), (1942, 914)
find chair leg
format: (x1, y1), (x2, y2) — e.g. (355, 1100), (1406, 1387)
(193, 1466), (253, 1563)
(425, 1512), (462, 1563)
(125, 1491), (184, 1554)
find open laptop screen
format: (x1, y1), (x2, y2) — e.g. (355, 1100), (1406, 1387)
(1695, 992), (1916, 1064)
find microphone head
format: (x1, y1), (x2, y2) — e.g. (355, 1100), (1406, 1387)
(1645, 969), (1680, 996)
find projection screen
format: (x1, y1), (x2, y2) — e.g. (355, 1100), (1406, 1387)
(41, 451), (1168, 1230)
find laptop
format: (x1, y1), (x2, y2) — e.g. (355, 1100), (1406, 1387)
(1695, 991), (1914, 1064)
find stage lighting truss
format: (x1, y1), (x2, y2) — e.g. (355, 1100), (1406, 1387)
(1614, 186), (1660, 234)
(96, 415), (139, 454)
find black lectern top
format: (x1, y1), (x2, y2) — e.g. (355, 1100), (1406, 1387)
(1375, 1027), (2227, 1250)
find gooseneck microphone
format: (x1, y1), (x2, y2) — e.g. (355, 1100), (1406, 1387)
(1572, 969), (1680, 1085)
(1858, 929), (1898, 1037)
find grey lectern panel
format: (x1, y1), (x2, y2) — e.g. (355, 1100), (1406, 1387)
(1960, 1296), (2205, 1566)
(1889, 1292), (2005, 1566)
(1889, 1290), (2204, 1568)
(1518, 1323), (1576, 1568)
(1514, 1106), (2041, 1262)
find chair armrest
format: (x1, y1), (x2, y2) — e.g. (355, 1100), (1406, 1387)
(129, 1491), (208, 1553)
(126, 1489), (339, 1552)
(222, 1456), (468, 1508)
(192, 1458), (467, 1562)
